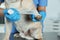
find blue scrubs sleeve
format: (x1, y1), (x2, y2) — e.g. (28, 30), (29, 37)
(11, 22), (18, 33)
(33, 0), (38, 7)
(38, 0), (47, 6)
(0, 0), (4, 3)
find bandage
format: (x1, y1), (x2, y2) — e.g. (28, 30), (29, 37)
(8, 9), (14, 15)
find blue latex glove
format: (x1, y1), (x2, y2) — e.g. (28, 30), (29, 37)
(30, 11), (46, 22)
(39, 11), (46, 32)
(3, 8), (20, 22)
(30, 14), (41, 22)
(30, 14), (36, 22)
(39, 11), (46, 23)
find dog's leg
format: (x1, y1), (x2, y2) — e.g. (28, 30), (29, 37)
(4, 19), (12, 40)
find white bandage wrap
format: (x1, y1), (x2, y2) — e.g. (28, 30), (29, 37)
(8, 9), (14, 15)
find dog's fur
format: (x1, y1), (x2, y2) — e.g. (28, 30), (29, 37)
(4, 0), (42, 40)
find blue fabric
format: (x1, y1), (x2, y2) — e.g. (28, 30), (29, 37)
(33, 0), (47, 7)
(0, 0), (4, 3)
(11, 22), (18, 33)
(38, 0), (47, 6)
(9, 33), (14, 40)
(33, 0), (38, 7)
(9, 23), (19, 40)
(3, 8), (20, 22)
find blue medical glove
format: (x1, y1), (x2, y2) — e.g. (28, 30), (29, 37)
(39, 11), (46, 23)
(3, 8), (20, 22)
(30, 14), (42, 22)
(39, 11), (46, 32)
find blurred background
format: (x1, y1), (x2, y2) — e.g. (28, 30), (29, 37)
(0, 0), (60, 40)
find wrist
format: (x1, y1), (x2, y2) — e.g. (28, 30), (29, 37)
(39, 11), (46, 16)
(37, 6), (46, 12)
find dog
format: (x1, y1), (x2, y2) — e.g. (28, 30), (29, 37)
(4, 0), (42, 40)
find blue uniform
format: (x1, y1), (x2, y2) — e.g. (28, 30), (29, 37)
(33, 0), (47, 7)
(0, 0), (4, 3)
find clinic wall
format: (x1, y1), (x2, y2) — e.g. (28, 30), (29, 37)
(44, 0), (60, 32)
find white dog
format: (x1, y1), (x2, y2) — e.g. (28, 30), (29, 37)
(4, 0), (42, 40)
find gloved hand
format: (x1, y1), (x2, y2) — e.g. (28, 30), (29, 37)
(3, 8), (20, 22)
(30, 14), (42, 22)
(39, 11), (46, 23)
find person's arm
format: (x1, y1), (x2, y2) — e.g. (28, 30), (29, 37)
(0, 2), (5, 16)
(37, 0), (47, 11)
(37, 6), (46, 12)
(0, 0), (4, 16)
(0, 8), (4, 16)
(37, 0), (47, 22)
